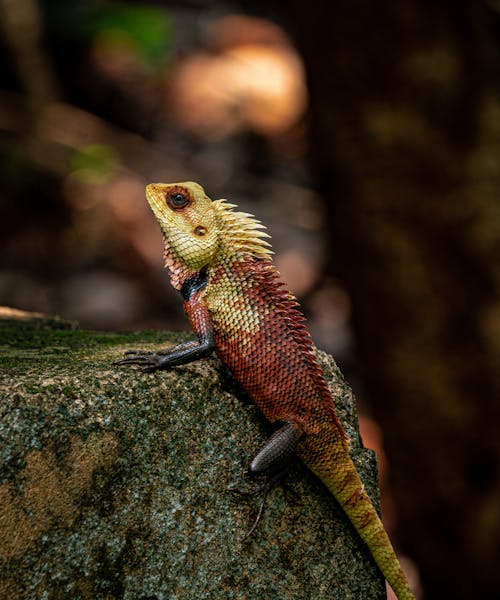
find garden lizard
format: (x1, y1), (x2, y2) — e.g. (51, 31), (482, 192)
(115, 181), (415, 600)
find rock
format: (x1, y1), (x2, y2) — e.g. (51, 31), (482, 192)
(0, 309), (385, 599)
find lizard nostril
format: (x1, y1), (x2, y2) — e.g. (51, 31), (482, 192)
(194, 225), (207, 236)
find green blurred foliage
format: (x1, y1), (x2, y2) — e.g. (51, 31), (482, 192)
(70, 143), (120, 183)
(42, 0), (173, 68)
(85, 2), (173, 67)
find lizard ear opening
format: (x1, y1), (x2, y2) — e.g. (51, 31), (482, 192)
(194, 225), (207, 236)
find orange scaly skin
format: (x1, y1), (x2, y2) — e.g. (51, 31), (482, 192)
(117, 181), (415, 600)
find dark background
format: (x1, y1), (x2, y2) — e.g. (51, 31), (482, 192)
(1, 1), (499, 598)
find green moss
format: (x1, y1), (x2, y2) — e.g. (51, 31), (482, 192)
(0, 311), (385, 599)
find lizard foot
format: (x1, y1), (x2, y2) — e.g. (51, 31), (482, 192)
(242, 471), (286, 541)
(229, 470), (288, 541)
(113, 351), (163, 372)
(227, 475), (266, 498)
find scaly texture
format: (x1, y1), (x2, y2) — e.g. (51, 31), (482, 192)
(134, 181), (416, 600)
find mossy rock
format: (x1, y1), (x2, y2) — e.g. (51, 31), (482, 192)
(0, 308), (385, 599)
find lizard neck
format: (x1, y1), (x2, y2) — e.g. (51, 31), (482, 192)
(163, 198), (272, 290)
(163, 246), (199, 291)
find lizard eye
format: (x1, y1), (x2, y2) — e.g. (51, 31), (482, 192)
(166, 190), (190, 210)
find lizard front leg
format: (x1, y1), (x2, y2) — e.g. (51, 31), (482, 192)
(113, 334), (214, 371)
(114, 275), (214, 371)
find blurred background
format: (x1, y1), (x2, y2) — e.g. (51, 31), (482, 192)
(1, 0), (499, 598)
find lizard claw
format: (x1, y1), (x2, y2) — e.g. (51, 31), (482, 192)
(242, 483), (271, 542)
(113, 351), (162, 371)
(227, 481), (262, 498)
(123, 349), (154, 356)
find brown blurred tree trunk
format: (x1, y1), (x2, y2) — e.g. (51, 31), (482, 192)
(286, 1), (500, 598)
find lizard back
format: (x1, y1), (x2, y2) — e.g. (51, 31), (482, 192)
(204, 256), (347, 446)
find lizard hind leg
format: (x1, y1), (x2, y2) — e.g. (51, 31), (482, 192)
(249, 421), (304, 475)
(241, 421), (304, 540)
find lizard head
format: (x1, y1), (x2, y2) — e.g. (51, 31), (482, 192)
(146, 181), (220, 282)
(146, 181), (272, 288)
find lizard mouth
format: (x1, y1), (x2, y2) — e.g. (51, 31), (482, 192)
(145, 184), (167, 221)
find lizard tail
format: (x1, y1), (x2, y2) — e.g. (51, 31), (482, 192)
(314, 456), (415, 600)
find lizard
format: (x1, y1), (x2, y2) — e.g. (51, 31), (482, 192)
(115, 181), (415, 600)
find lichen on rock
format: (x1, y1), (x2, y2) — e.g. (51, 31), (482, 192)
(0, 309), (385, 599)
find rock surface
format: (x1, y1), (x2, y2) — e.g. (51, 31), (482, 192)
(0, 309), (385, 599)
